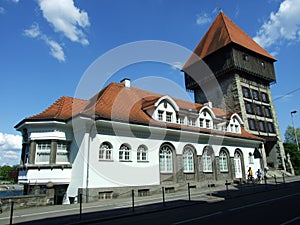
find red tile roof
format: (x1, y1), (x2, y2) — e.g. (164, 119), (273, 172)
(16, 82), (262, 141)
(183, 12), (275, 70)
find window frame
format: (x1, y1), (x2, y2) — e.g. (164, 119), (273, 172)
(35, 141), (51, 164)
(119, 144), (131, 161)
(159, 145), (173, 173)
(219, 150), (228, 172)
(137, 145), (148, 162)
(99, 142), (113, 161)
(183, 147), (194, 173)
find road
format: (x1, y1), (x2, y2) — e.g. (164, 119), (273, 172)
(90, 186), (300, 225)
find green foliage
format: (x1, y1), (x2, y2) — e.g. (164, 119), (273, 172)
(283, 142), (300, 175)
(284, 125), (300, 144)
(0, 165), (18, 183)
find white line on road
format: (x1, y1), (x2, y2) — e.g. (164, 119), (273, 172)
(280, 216), (300, 225)
(228, 193), (300, 212)
(172, 211), (223, 225)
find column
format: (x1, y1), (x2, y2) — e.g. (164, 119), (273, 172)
(29, 141), (36, 164)
(50, 140), (57, 164)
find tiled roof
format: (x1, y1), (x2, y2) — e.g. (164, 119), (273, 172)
(16, 82), (262, 141)
(183, 12), (275, 69)
(27, 96), (88, 121)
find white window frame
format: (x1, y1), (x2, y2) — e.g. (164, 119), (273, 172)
(166, 112), (172, 122)
(202, 148), (213, 172)
(99, 142), (113, 161)
(137, 145), (148, 162)
(35, 141), (51, 164)
(219, 150), (228, 172)
(56, 141), (69, 164)
(119, 144), (131, 161)
(183, 147), (194, 173)
(159, 145), (173, 173)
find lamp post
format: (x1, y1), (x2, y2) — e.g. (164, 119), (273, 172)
(291, 110), (300, 151)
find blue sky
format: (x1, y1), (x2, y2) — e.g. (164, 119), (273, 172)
(1, 0), (300, 165)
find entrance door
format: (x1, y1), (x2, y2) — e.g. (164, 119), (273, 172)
(234, 152), (242, 179)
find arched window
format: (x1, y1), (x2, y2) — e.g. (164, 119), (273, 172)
(219, 149), (228, 172)
(159, 145), (173, 173)
(202, 147), (213, 172)
(183, 146), (194, 173)
(119, 144), (131, 161)
(137, 145), (148, 162)
(99, 142), (113, 160)
(234, 150), (243, 178)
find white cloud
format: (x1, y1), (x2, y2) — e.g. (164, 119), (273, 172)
(24, 23), (41, 38)
(0, 133), (22, 166)
(24, 23), (65, 62)
(196, 12), (212, 26)
(38, 0), (90, 45)
(0, 7), (5, 14)
(253, 0), (300, 49)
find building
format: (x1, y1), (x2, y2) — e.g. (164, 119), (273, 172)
(182, 12), (289, 172)
(15, 79), (264, 204)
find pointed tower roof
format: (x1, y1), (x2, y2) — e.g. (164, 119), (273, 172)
(184, 12), (275, 69)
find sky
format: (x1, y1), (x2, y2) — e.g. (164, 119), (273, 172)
(1, 0), (300, 166)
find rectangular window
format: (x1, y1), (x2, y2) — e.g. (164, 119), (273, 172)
(242, 87), (251, 98)
(189, 118), (195, 126)
(258, 121), (266, 132)
(252, 90), (260, 101)
(205, 119), (211, 128)
(158, 110), (163, 121)
(267, 122), (275, 133)
(203, 156), (212, 172)
(261, 92), (269, 103)
(256, 104), (263, 116)
(199, 119), (204, 127)
(264, 107), (272, 118)
(35, 141), (51, 164)
(248, 119), (257, 131)
(166, 112), (172, 122)
(56, 142), (69, 163)
(245, 101), (254, 114)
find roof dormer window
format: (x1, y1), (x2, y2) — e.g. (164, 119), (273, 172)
(158, 110), (163, 121)
(166, 112), (173, 123)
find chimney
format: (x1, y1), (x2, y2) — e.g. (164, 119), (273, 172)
(204, 101), (212, 108)
(120, 78), (131, 89)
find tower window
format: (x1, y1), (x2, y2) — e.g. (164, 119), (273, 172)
(245, 101), (254, 114)
(267, 122), (275, 133)
(256, 104), (263, 116)
(243, 54), (249, 61)
(261, 92), (269, 103)
(252, 90), (260, 101)
(261, 61), (265, 67)
(258, 121), (266, 132)
(242, 87), (251, 98)
(264, 107), (272, 118)
(248, 119), (257, 131)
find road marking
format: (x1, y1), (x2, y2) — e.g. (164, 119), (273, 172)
(280, 216), (300, 225)
(172, 211), (223, 225)
(228, 193), (300, 212)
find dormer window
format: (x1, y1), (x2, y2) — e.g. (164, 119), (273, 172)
(199, 118), (204, 127)
(158, 110), (163, 121)
(166, 112), (172, 122)
(206, 119), (211, 128)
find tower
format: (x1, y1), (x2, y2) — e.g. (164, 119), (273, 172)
(182, 12), (288, 171)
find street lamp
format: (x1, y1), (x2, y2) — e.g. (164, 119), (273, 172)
(290, 110), (300, 151)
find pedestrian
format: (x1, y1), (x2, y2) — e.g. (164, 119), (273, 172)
(247, 167), (253, 181)
(256, 169), (262, 182)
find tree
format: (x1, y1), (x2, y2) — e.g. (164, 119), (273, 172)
(0, 165), (18, 182)
(283, 143), (300, 175)
(284, 125), (300, 144)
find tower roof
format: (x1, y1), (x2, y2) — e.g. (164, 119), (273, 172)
(183, 12), (276, 69)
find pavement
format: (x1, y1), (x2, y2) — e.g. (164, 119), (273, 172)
(0, 175), (298, 225)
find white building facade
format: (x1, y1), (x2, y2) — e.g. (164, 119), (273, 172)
(16, 79), (264, 204)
